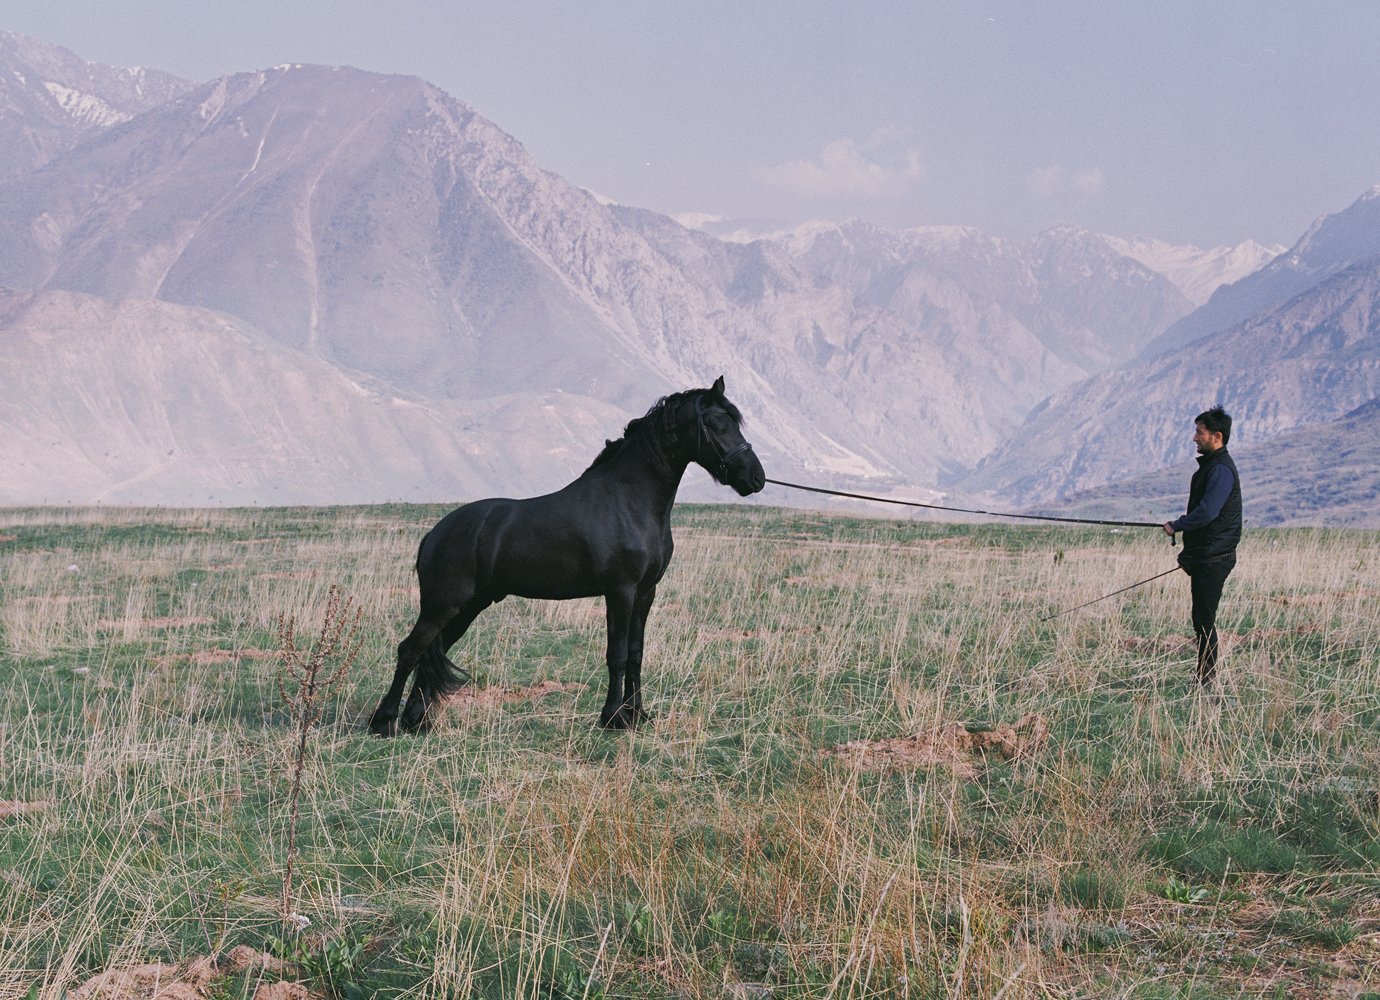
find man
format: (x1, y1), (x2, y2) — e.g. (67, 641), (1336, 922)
(1163, 406), (1242, 685)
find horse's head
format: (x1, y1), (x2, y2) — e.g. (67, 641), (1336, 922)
(683, 376), (766, 497)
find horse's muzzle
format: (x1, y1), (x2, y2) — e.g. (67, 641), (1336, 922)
(729, 449), (766, 496)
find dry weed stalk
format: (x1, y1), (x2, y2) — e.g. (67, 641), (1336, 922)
(276, 584), (364, 925)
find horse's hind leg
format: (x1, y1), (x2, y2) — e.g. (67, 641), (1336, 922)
(399, 598), (490, 732)
(369, 613), (448, 737)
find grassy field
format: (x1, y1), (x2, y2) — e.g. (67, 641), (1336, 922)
(1, 503), (1377, 1000)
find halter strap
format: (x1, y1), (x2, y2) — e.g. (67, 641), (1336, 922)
(693, 393), (753, 481)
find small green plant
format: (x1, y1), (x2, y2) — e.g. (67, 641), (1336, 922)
(619, 901), (655, 954)
(537, 948), (606, 1000)
(1146, 822), (1302, 880)
(1161, 876), (1211, 904)
(1081, 920), (1132, 952)
(276, 585), (364, 924)
(705, 907), (752, 940)
(267, 929), (369, 998)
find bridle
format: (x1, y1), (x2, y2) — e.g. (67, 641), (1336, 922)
(692, 393), (753, 482)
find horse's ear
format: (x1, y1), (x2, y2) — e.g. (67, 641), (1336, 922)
(711, 375), (725, 396)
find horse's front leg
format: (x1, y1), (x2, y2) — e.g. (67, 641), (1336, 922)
(599, 589), (635, 729)
(623, 586), (656, 725)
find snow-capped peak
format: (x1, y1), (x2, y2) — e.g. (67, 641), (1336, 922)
(1103, 235), (1284, 306)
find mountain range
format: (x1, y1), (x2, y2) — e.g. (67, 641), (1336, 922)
(0, 30), (1374, 523)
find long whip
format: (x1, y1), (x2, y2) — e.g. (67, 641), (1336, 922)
(1039, 566), (1182, 621)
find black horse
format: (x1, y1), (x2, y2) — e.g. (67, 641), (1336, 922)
(369, 377), (765, 735)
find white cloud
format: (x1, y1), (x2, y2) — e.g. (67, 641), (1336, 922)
(1073, 166), (1106, 196)
(1030, 164), (1107, 198)
(755, 131), (923, 199)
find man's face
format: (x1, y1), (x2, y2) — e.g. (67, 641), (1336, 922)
(1193, 422), (1223, 455)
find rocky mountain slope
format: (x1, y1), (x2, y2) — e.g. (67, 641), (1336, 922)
(1, 288), (619, 505)
(1038, 398), (1380, 528)
(767, 221), (1190, 417)
(0, 60), (1005, 500)
(962, 252), (1380, 504)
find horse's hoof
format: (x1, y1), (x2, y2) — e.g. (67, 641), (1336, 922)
(368, 709), (398, 737)
(598, 709), (632, 730)
(403, 714), (435, 735)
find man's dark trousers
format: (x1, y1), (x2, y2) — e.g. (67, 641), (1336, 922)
(1187, 554), (1236, 684)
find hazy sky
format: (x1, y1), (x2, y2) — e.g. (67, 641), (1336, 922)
(7, 2), (1380, 247)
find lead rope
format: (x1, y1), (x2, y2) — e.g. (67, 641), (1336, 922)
(764, 477), (1169, 533)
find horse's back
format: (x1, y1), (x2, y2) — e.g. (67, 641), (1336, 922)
(417, 485), (667, 603)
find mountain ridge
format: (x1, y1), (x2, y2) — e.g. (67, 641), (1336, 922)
(0, 30), (193, 180)
(1138, 186), (1380, 360)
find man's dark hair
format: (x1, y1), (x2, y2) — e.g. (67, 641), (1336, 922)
(1195, 405), (1232, 446)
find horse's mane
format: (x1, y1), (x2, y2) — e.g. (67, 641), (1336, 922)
(582, 386), (743, 476)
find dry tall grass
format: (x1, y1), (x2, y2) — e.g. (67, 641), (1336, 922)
(0, 505), (1376, 999)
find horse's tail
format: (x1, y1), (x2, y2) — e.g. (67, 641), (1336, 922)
(416, 635), (469, 697)
(411, 530), (467, 693)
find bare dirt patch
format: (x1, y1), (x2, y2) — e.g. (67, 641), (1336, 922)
(1272, 588), (1380, 607)
(70, 947), (306, 1000)
(1119, 635), (1195, 657)
(98, 616), (218, 631)
(445, 679), (584, 712)
(0, 799), (53, 819)
(251, 984), (317, 1000)
(826, 713), (1050, 778)
(153, 648), (279, 669)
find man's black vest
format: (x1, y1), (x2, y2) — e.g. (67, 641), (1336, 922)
(1182, 447), (1242, 562)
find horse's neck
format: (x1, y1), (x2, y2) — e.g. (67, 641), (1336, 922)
(584, 434), (686, 516)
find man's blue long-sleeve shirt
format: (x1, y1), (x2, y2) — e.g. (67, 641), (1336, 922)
(1170, 463), (1234, 533)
